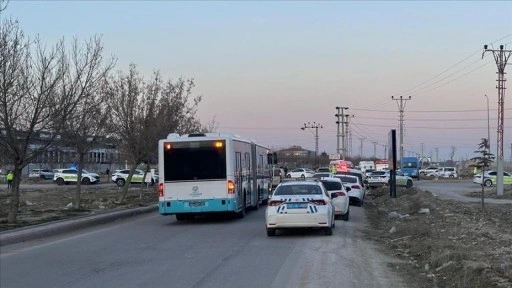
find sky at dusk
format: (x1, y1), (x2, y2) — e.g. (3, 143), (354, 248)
(4, 1), (512, 162)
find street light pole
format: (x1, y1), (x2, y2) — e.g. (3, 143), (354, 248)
(301, 122), (323, 169)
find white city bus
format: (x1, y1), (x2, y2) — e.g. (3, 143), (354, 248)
(158, 133), (274, 220)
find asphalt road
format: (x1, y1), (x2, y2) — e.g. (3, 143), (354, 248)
(0, 207), (407, 288)
(413, 179), (512, 204)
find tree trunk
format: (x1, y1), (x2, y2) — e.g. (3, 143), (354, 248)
(118, 166), (136, 204)
(7, 165), (22, 224)
(140, 163), (149, 201)
(74, 153), (85, 210)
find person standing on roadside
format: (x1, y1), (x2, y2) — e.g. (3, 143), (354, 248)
(6, 170), (14, 188)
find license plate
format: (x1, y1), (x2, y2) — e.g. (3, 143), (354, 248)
(189, 201), (205, 207)
(287, 203), (308, 209)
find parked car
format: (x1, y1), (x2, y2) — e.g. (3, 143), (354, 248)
(363, 168), (375, 178)
(473, 171), (512, 186)
(285, 168), (316, 179)
(335, 168), (368, 189)
(333, 174), (365, 206)
(419, 166), (439, 176)
(428, 167), (458, 178)
(53, 169), (99, 185)
(28, 169), (55, 180)
(316, 167), (331, 173)
(111, 169), (158, 187)
(265, 179), (337, 236)
(367, 170), (413, 188)
(319, 177), (350, 221)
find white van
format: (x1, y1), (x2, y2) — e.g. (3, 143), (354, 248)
(270, 167), (285, 192)
(358, 161), (375, 173)
(430, 167), (458, 178)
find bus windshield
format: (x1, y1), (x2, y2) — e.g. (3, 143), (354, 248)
(163, 140), (227, 181)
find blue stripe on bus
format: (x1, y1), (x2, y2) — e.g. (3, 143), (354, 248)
(159, 198), (236, 214)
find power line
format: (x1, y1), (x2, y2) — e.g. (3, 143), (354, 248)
(351, 108), (512, 113)
(354, 116), (510, 121)
(395, 33), (512, 96)
(348, 122), (508, 130)
(410, 60), (493, 96)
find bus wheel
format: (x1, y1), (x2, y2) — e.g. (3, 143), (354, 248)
(176, 214), (186, 221)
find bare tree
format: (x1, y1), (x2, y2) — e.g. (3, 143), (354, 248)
(0, 0), (8, 13)
(0, 17), (79, 223)
(104, 64), (203, 203)
(449, 146), (456, 164)
(59, 36), (116, 209)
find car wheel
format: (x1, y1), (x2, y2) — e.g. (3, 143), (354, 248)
(342, 209), (350, 221)
(449, 175), (454, 178)
(81, 178), (91, 185)
(116, 179), (126, 187)
(484, 179), (492, 187)
(56, 178), (64, 186)
(324, 226), (333, 236)
(266, 228), (276, 237)
(286, 174), (291, 178)
(406, 180), (413, 188)
(300, 174), (305, 179)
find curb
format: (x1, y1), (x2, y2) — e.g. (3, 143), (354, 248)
(0, 204), (158, 246)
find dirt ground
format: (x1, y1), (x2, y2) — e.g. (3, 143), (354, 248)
(364, 185), (512, 288)
(0, 181), (158, 231)
(1, 180), (512, 287)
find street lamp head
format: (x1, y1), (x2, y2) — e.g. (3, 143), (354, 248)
(484, 44), (488, 50)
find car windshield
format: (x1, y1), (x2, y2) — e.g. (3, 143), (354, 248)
(274, 185), (322, 196)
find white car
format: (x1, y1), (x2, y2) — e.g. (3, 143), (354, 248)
(473, 171), (512, 186)
(111, 169), (158, 187)
(367, 170), (413, 188)
(420, 166), (439, 176)
(285, 168), (316, 179)
(265, 179), (337, 236)
(53, 169), (99, 185)
(28, 169), (54, 180)
(319, 177), (350, 221)
(334, 174), (365, 207)
(427, 167), (458, 178)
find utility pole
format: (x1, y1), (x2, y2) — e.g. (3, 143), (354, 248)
(345, 114), (354, 158)
(392, 96), (412, 170)
(372, 142), (377, 158)
(435, 148), (439, 164)
(483, 44), (512, 197)
(383, 144), (387, 159)
(421, 143), (424, 158)
(302, 122), (323, 168)
(335, 107), (348, 159)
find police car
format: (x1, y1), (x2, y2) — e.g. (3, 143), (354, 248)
(53, 169), (100, 185)
(473, 171), (512, 187)
(265, 179), (337, 237)
(111, 169), (158, 187)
